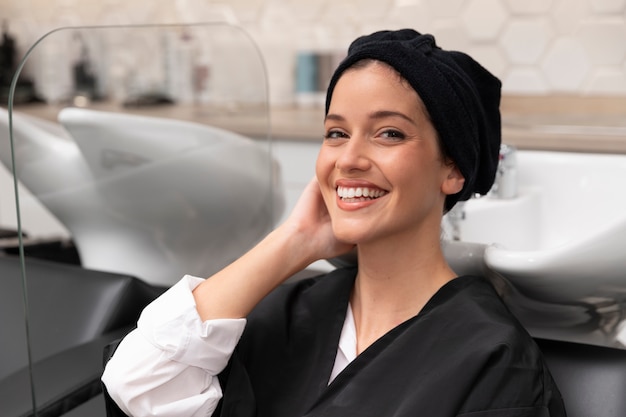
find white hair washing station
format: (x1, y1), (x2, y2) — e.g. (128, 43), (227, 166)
(1, 107), (284, 286)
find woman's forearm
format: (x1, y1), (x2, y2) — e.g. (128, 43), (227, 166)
(192, 225), (315, 321)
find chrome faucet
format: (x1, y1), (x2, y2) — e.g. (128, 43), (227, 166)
(489, 144), (517, 199)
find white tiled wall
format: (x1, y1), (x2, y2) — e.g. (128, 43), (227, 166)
(2, 0), (626, 104)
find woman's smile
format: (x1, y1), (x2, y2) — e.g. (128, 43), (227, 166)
(335, 179), (390, 209)
(337, 186), (387, 200)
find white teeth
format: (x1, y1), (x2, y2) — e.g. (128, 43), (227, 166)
(337, 186), (386, 200)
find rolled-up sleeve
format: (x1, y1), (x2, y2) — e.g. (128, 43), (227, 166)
(102, 275), (246, 417)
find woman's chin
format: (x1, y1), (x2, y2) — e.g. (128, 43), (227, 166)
(331, 228), (368, 246)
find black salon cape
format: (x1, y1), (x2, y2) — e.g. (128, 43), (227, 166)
(214, 267), (566, 417)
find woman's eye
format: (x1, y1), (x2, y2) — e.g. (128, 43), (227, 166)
(324, 130), (348, 140)
(380, 129), (406, 140)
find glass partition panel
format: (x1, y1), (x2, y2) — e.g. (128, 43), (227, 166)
(2, 23), (280, 416)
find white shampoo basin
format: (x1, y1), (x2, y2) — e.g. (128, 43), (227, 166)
(443, 149), (626, 347)
(1, 107), (284, 286)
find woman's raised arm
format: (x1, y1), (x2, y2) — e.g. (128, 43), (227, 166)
(192, 177), (353, 320)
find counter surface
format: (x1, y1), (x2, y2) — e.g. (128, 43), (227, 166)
(11, 95), (626, 154)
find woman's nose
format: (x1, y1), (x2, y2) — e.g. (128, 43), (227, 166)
(335, 135), (371, 172)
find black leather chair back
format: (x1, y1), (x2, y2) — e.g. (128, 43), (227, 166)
(536, 338), (626, 417)
(0, 255), (164, 416)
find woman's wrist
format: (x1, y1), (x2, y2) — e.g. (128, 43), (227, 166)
(263, 225), (318, 277)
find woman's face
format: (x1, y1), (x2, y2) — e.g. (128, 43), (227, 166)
(316, 62), (464, 246)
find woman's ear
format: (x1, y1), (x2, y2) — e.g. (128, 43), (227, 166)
(441, 165), (465, 196)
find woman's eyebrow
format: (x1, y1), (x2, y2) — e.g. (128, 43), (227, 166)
(324, 113), (345, 122)
(325, 110), (414, 123)
(369, 110), (414, 123)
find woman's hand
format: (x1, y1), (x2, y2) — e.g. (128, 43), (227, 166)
(278, 177), (355, 265)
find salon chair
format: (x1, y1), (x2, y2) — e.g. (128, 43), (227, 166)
(535, 338), (626, 417)
(0, 255), (165, 417)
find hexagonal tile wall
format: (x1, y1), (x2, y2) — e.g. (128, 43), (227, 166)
(501, 18), (554, 64)
(504, 0), (554, 15)
(541, 37), (591, 91)
(462, 0), (509, 41)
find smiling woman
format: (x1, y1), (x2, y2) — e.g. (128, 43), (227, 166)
(102, 29), (567, 417)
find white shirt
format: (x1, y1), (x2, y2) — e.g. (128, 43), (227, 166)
(102, 275), (356, 417)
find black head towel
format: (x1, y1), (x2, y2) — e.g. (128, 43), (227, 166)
(325, 29), (502, 211)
